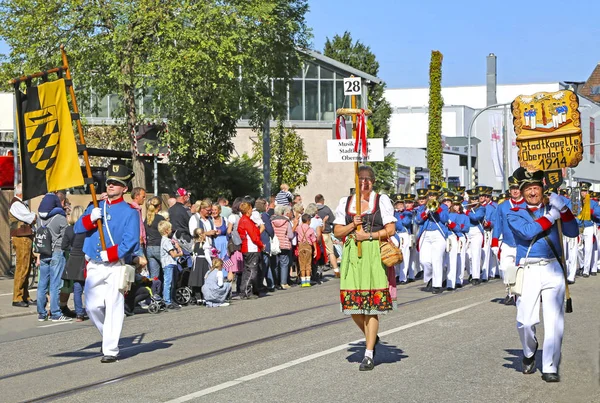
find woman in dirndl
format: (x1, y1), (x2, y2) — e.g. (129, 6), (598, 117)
(333, 165), (396, 371)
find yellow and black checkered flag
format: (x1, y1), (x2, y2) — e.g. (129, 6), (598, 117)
(15, 79), (84, 200)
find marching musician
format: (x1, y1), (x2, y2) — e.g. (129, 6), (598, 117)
(413, 188), (428, 280)
(444, 193), (469, 290)
(393, 195), (412, 284)
(479, 186), (497, 281)
(506, 169), (578, 383)
(578, 182), (600, 277)
(465, 188), (485, 285)
(492, 173), (526, 305)
(401, 194), (417, 283)
(415, 184), (449, 294)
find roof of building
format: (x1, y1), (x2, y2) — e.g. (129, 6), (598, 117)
(300, 48), (383, 85)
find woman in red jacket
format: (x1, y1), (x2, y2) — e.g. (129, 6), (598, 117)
(237, 202), (265, 299)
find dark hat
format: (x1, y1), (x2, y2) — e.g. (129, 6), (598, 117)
(591, 191), (599, 199)
(427, 184), (441, 195)
(106, 163), (134, 187)
(492, 196), (499, 203)
(417, 188), (428, 198)
(514, 168), (544, 190)
(441, 191), (454, 201)
(476, 185), (487, 195)
(404, 194), (416, 202)
(394, 194), (405, 203)
(466, 188), (479, 197)
(451, 194), (464, 204)
(508, 176), (519, 188)
(579, 181), (592, 191)
(498, 193), (507, 202)
(455, 186), (466, 192)
(559, 188), (569, 196)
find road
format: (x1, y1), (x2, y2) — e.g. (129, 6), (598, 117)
(0, 274), (598, 403)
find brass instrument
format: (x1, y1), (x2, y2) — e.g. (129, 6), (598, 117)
(463, 201), (480, 209)
(426, 198), (439, 213)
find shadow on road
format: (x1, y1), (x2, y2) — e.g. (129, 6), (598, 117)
(503, 348), (542, 373)
(345, 341), (408, 366)
(52, 333), (173, 360)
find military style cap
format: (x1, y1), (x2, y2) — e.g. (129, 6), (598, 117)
(591, 191), (599, 199)
(417, 188), (428, 198)
(394, 194), (405, 203)
(508, 176), (519, 188)
(476, 185), (487, 195)
(440, 191), (454, 201)
(404, 194), (416, 202)
(579, 181), (592, 191)
(514, 169), (544, 190)
(451, 194), (464, 204)
(492, 196), (499, 203)
(498, 193), (507, 203)
(427, 184), (441, 195)
(106, 163), (134, 187)
(559, 188), (569, 196)
(466, 188), (479, 197)
(455, 186), (466, 193)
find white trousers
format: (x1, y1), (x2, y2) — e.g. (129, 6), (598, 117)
(582, 226), (597, 275)
(467, 228), (483, 280)
(457, 237), (467, 285)
(481, 230), (493, 280)
(419, 230), (446, 288)
(446, 236), (459, 289)
(499, 244), (517, 278)
(410, 234), (421, 276)
(564, 236), (578, 282)
(516, 260), (565, 374)
(85, 261), (125, 357)
(397, 233), (412, 282)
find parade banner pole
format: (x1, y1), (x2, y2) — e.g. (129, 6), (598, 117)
(59, 45), (107, 250)
(351, 93), (362, 257)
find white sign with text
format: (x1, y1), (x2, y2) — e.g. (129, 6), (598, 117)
(327, 138), (384, 162)
(343, 77), (362, 96)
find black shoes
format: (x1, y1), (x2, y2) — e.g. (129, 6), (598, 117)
(567, 280), (575, 285)
(101, 355), (118, 363)
(456, 283), (463, 289)
(541, 372), (560, 382)
(424, 279), (432, 292)
(359, 356), (374, 371)
(591, 272), (597, 276)
(470, 279), (481, 286)
(12, 301), (28, 308)
(582, 273), (590, 278)
(61, 306), (77, 318)
(446, 288), (454, 292)
(432, 287), (443, 294)
(522, 342), (538, 374)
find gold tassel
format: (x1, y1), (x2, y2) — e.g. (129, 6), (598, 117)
(578, 193), (591, 221)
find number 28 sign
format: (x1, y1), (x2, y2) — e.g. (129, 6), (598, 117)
(343, 77), (362, 96)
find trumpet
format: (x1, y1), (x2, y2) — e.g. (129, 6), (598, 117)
(426, 198), (439, 213)
(464, 201), (480, 209)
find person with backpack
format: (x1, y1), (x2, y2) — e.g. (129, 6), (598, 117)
(35, 193), (69, 322)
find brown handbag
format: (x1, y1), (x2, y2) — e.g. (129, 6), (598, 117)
(380, 236), (403, 267)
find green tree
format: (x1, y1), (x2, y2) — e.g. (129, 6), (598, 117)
(428, 50), (444, 185)
(253, 119), (311, 192)
(0, 0), (310, 191)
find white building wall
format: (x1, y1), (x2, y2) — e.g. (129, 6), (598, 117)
(0, 93), (14, 132)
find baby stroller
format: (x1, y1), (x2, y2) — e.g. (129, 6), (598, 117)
(174, 254), (194, 306)
(147, 294), (167, 314)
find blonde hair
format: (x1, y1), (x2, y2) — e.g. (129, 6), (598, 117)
(194, 200), (211, 212)
(280, 183), (289, 191)
(146, 196), (162, 225)
(293, 203), (304, 214)
(212, 203), (221, 214)
(158, 220), (172, 236)
(158, 210), (169, 221)
(193, 227), (206, 243)
(69, 206), (84, 225)
(212, 258), (223, 270)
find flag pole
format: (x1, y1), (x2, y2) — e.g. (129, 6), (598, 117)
(60, 45), (107, 250)
(351, 93), (362, 257)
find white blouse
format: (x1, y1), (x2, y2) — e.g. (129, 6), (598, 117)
(333, 192), (396, 226)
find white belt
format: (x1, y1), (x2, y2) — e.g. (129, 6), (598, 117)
(518, 257), (557, 266)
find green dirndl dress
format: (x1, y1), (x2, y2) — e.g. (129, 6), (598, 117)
(339, 238), (394, 315)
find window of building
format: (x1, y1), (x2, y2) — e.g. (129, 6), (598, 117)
(320, 80), (334, 121)
(304, 80), (318, 121)
(304, 61), (318, 79)
(289, 80), (303, 120)
(591, 86), (600, 95)
(320, 66), (334, 80)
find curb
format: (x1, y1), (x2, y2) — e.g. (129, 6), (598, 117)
(0, 310), (37, 320)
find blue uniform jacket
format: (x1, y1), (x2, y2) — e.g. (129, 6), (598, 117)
(74, 198), (140, 264)
(415, 204), (449, 240)
(448, 212), (469, 237)
(580, 199), (600, 228)
(492, 198), (526, 248)
(466, 205), (485, 233)
(394, 211), (407, 233)
(506, 205), (578, 262)
(398, 209), (414, 234)
(484, 202), (496, 230)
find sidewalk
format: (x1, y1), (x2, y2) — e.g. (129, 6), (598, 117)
(0, 276), (39, 320)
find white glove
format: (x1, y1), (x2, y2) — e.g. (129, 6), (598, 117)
(100, 250), (110, 262)
(90, 207), (102, 222)
(549, 192), (566, 212)
(491, 246), (499, 257)
(544, 207), (561, 223)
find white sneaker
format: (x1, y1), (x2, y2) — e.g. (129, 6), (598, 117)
(51, 315), (73, 322)
(219, 302), (230, 307)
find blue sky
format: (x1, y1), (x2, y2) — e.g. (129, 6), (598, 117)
(2, 1), (598, 89)
(307, 0), (600, 88)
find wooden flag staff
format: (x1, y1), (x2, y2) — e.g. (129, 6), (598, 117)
(336, 94), (372, 257)
(9, 45), (106, 250)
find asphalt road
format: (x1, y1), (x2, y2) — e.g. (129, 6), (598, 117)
(0, 274), (598, 403)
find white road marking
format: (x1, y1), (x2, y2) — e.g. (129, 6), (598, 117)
(165, 300), (487, 403)
(38, 322), (74, 328)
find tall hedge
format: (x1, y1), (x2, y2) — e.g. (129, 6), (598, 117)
(428, 50), (444, 185)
